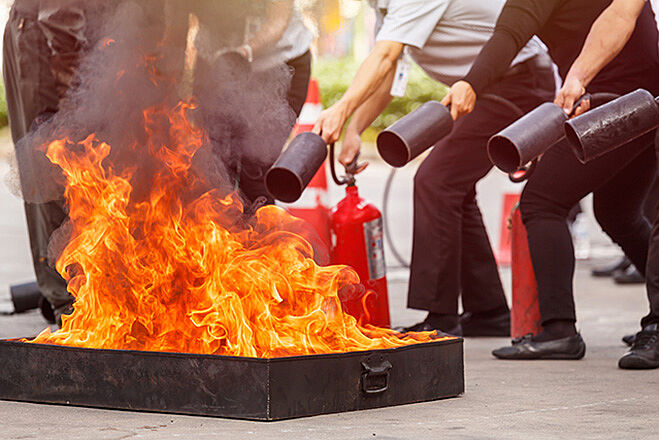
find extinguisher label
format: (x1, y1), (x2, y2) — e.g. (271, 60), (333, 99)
(364, 218), (386, 280)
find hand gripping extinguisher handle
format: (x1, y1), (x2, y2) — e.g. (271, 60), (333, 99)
(329, 143), (362, 187)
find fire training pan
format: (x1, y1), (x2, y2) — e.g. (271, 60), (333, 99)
(0, 337), (464, 421)
(565, 89), (659, 164)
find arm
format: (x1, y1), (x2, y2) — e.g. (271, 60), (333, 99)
(338, 68), (396, 170)
(314, 0), (448, 143)
(444, 0), (559, 120)
(313, 40), (403, 144)
(555, 0), (645, 114)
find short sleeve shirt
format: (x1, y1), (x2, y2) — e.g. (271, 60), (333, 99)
(251, 1), (313, 70)
(371, 0), (545, 86)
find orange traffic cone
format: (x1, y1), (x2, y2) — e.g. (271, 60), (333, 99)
(510, 204), (543, 338)
(285, 78), (331, 248)
(496, 193), (521, 266)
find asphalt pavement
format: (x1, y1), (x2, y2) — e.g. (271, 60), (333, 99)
(0, 133), (657, 439)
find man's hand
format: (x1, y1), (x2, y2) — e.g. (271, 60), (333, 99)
(339, 131), (369, 174)
(313, 100), (350, 144)
(441, 80), (477, 120)
(555, 75), (590, 116)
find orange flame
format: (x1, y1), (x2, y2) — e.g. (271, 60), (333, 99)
(29, 101), (445, 357)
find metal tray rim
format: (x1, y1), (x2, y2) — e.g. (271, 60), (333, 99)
(0, 336), (463, 363)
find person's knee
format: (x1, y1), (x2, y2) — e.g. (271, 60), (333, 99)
(519, 187), (566, 226)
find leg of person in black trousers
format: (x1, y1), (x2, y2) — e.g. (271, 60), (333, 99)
(3, 2), (83, 325)
(492, 129), (656, 359)
(619, 131), (659, 369)
(405, 57), (556, 336)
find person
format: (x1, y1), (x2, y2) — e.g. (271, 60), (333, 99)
(3, 0), (100, 326)
(313, 0), (556, 336)
(231, 0), (313, 206)
(190, 0), (313, 209)
(445, 0), (658, 359)
(553, 0), (658, 369)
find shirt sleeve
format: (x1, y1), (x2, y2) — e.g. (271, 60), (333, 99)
(463, 0), (560, 94)
(375, 0), (450, 49)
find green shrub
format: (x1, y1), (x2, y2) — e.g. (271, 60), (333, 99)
(311, 57), (447, 133)
(0, 82), (8, 128)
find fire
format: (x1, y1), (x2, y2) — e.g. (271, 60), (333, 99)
(29, 101), (444, 357)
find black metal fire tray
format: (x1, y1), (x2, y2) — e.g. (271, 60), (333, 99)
(0, 338), (464, 421)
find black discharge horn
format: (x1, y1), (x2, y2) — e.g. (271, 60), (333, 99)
(376, 101), (453, 167)
(565, 89), (659, 164)
(265, 132), (328, 203)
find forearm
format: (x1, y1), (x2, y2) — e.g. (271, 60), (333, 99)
(345, 69), (395, 136)
(337, 41), (403, 117)
(247, 1), (293, 56)
(564, 0), (644, 87)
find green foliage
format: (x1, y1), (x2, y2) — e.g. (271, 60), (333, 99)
(311, 56), (448, 132)
(0, 82), (8, 128)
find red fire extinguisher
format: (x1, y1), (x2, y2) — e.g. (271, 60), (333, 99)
(328, 146), (391, 328)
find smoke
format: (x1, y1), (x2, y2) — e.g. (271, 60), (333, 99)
(10, 0), (296, 204)
(6, 0), (307, 265)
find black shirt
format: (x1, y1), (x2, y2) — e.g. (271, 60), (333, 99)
(463, 0), (659, 96)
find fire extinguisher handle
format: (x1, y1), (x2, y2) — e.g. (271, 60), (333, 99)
(508, 159), (538, 183)
(329, 143), (357, 186)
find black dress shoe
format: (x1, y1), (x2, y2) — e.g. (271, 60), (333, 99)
(398, 320), (463, 337)
(591, 256), (631, 277)
(460, 310), (510, 337)
(618, 324), (659, 370)
(622, 333), (636, 346)
(613, 265), (645, 285)
(492, 333), (586, 360)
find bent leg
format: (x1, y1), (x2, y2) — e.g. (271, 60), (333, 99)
(521, 134), (655, 326)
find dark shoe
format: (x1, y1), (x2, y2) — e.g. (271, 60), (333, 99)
(622, 333), (636, 347)
(591, 257), (631, 277)
(460, 310), (510, 337)
(398, 320), (463, 337)
(618, 324), (659, 370)
(492, 333), (586, 360)
(613, 265), (645, 285)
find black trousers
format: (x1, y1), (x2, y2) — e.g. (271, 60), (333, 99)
(407, 55), (556, 316)
(520, 131), (656, 325)
(643, 132), (659, 327)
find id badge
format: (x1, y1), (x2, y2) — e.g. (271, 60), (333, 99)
(390, 49), (411, 97)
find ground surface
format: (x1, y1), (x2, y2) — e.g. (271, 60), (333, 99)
(0, 132), (657, 439)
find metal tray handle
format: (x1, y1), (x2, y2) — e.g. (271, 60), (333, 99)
(361, 360), (393, 395)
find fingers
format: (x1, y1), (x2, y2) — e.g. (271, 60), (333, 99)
(562, 95), (576, 115)
(573, 98), (591, 117)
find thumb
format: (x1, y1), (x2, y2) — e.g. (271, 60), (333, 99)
(562, 95), (575, 115)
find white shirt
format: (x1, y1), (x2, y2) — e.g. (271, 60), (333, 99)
(371, 0), (545, 86)
(251, 2), (313, 70)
